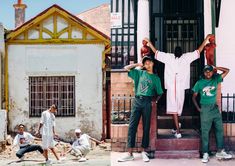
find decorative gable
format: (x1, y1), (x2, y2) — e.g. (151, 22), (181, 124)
(6, 4), (110, 46)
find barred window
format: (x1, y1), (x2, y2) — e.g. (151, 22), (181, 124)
(29, 76), (75, 117)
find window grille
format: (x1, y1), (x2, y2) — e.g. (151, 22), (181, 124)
(29, 76), (75, 117)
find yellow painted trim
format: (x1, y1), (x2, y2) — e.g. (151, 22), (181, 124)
(42, 27), (54, 38)
(7, 39), (104, 44)
(39, 24), (43, 39)
(4, 44), (8, 111)
(68, 24), (72, 39)
(7, 8), (57, 40)
(53, 14), (57, 38)
(57, 27), (69, 38)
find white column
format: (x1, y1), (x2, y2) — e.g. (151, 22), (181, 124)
(204, 0), (212, 38)
(137, 0), (150, 63)
(0, 23), (4, 110)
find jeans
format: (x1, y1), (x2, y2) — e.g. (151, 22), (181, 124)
(16, 144), (43, 158)
(127, 96), (152, 148)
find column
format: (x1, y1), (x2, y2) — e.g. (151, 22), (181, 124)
(137, 0), (150, 63)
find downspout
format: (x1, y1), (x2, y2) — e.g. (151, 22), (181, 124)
(211, 0), (216, 65)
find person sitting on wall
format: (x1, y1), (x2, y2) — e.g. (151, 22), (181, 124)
(65, 129), (104, 162)
(12, 124), (44, 161)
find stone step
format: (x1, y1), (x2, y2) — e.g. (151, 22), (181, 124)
(155, 150), (200, 159)
(156, 129), (200, 151)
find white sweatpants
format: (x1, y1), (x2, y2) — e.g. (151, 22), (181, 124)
(71, 145), (90, 157)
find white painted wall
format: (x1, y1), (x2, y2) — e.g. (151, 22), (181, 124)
(0, 110), (7, 141)
(204, 0), (212, 36)
(0, 23), (4, 110)
(215, 0), (235, 95)
(8, 44), (104, 140)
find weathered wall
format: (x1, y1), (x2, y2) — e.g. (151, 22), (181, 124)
(0, 110), (7, 141)
(8, 44), (104, 140)
(77, 4), (110, 37)
(0, 23), (4, 109)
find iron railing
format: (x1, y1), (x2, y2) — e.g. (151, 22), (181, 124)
(111, 94), (134, 124)
(112, 93), (235, 124)
(221, 93), (235, 123)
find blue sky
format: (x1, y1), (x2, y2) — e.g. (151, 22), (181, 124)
(0, 0), (109, 29)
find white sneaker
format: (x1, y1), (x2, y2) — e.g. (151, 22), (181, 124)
(117, 153), (134, 162)
(216, 150), (232, 159)
(171, 129), (176, 134)
(171, 123), (181, 134)
(45, 159), (53, 165)
(174, 133), (182, 138)
(79, 157), (87, 162)
(201, 153), (209, 163)
(20, 156), (25, 161)
(141, 151), (150, 162)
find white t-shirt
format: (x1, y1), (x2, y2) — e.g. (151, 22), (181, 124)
(13, 132), (35, 147)
(40, 110), (55, 137)
(72, 134), (91, 148)
(155, 50), (199, 90)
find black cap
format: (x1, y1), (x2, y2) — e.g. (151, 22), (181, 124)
(203, 65), (213, 72)
(18, 124), (25, 128)
(142, 56), (154, 64)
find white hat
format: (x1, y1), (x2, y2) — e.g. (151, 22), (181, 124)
(75, 129), (81, 133)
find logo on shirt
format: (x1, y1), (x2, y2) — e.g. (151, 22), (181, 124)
(140, 78), (152, 93)
(202, 86), (215, 96)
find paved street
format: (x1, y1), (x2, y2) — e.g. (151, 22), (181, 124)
(111, 152), (235, 166)
(0, 143), (111, 166)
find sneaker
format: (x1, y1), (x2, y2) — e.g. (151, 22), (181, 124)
(201, 153), (209, 163)
(171, 129), (176, 134)
(141, 151), (150, 162)
(174, 133), (182, 138)
(216, 150), (232, 159)
(79, 157), (87, 162)
(20, 156), (25, 161)
(171, 123), (181, 134)
(117, 153), (134, 162)
(45, 159), (53, 165)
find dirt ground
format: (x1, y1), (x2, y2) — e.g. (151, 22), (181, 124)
(0, 140), (111, 166)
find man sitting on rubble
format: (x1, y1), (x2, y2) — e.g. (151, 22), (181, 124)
(66, 129), (104, 162)
(12, 124), (44, 161)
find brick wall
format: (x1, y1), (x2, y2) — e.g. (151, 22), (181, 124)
(111, 70), (134, 96)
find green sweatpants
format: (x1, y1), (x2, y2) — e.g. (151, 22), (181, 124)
(200, 104), (224, 153)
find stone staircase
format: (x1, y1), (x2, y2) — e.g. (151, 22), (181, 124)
(155, 129), (200, 158)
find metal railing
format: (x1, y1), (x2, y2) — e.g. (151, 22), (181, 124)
(112, 93), (235, 124)
(111, 94), (134, 124)
(221, 93), (235, 123)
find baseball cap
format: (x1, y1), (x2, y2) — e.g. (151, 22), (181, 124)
(18, 124), (25, 128)
(203, 65), (213, 72)
(142, 56), (153, 64)
(75, 129), (81, 133)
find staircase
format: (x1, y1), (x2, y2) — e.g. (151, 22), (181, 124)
(155, 129), (200, 158)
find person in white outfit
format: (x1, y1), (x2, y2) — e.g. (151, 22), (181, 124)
(144, 34), (213, 138)
(37, 104), (60, 165)
(66, 129), (104, 162)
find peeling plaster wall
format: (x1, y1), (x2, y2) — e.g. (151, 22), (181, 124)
(8, 44), (104, 140)
(0, 23), (4, 110)
(0, 110), (7, 141)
